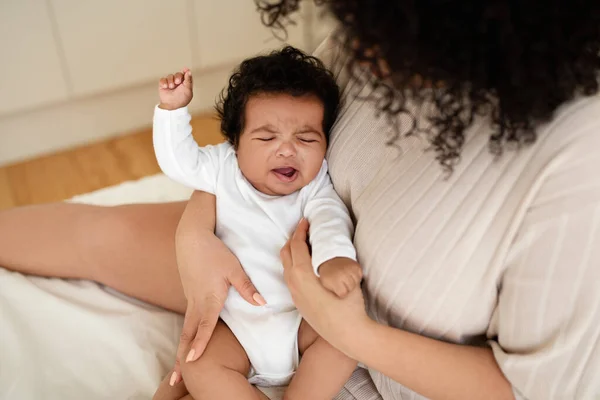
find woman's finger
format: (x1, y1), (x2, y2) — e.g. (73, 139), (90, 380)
(172, 305), (200, 385)
(153, 370), (188, 400)
(170, 361), (183, 387)
(229, 262), (266, 306)
(176, 306), (200, 361)
(290, 218), (311, 266)
(186, 294), (224, 363)
(280, 240), (292, 270)
(291, 218), (309, 243)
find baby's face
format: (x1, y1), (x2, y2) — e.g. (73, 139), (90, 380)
(236, 93), (327, 196)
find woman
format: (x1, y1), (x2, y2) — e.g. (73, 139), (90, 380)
(1, 1), (599, 399)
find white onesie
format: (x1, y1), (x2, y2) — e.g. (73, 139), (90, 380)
(153, 106), (357, 386)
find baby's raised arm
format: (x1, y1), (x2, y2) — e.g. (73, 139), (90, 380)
(153, 69), (224, 192)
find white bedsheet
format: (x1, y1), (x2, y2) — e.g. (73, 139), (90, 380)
(0, 174), (285, 400)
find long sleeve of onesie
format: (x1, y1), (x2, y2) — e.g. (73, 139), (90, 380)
(154, 105), (356, 276)
(303, 167), (357, 275)
(153, 105), (222, 194)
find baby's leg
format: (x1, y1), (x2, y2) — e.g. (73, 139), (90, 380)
(285, 320), (358, 400)
(152, 372), (191, 400)
(180, 320), (269, 400)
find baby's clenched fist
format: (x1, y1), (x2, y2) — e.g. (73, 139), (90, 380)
(318, 258), (363, 298)
(158, 68), (193, 111)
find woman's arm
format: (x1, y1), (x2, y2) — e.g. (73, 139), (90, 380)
(281, 219), (514, 400)
(346, 321), (514, 400)
(169, 190), (264, 385)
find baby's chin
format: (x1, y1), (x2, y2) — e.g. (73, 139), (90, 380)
(266, 182), (305, 196)
(266, 176), (308, 196)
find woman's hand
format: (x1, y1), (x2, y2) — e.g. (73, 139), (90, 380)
(280, 218), (371, 354)
(282, 219), (514, 400)
(170, 191), (265, 386)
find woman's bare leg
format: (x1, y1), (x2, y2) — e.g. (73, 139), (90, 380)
(0, 201), (188, 313)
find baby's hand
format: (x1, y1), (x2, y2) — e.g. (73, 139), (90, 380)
(158, 68), (193, 111)
(318, 258), (363, 298)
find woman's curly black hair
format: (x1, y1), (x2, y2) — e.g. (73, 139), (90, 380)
(256, 0), (600, 170)
(216, 46), (340, 148)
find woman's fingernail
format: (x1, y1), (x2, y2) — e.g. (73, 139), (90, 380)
(253, 293), (267, 306)
(186, 349), (196, 363)
(169, 371), (178, 386)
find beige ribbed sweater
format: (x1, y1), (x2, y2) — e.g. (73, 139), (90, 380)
(314, 37), (600, 400)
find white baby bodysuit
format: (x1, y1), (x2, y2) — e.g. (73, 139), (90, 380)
(153, 106), (357, 386)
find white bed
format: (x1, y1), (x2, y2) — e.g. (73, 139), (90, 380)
(0, 174), (287, 400)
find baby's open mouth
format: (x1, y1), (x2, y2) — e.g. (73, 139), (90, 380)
(273, 167), (296, 177)
(272, 167), (298, 182)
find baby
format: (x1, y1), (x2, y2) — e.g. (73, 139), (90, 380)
(153, 46), (362, 400)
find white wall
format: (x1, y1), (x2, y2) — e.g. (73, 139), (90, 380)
(0, 0), (336, 166)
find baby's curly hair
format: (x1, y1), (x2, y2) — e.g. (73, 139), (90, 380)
(216, 46), (340, 148)
(256, 0), (600, 170)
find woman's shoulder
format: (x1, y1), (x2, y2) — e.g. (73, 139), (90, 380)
(539, 93), (600, 150)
